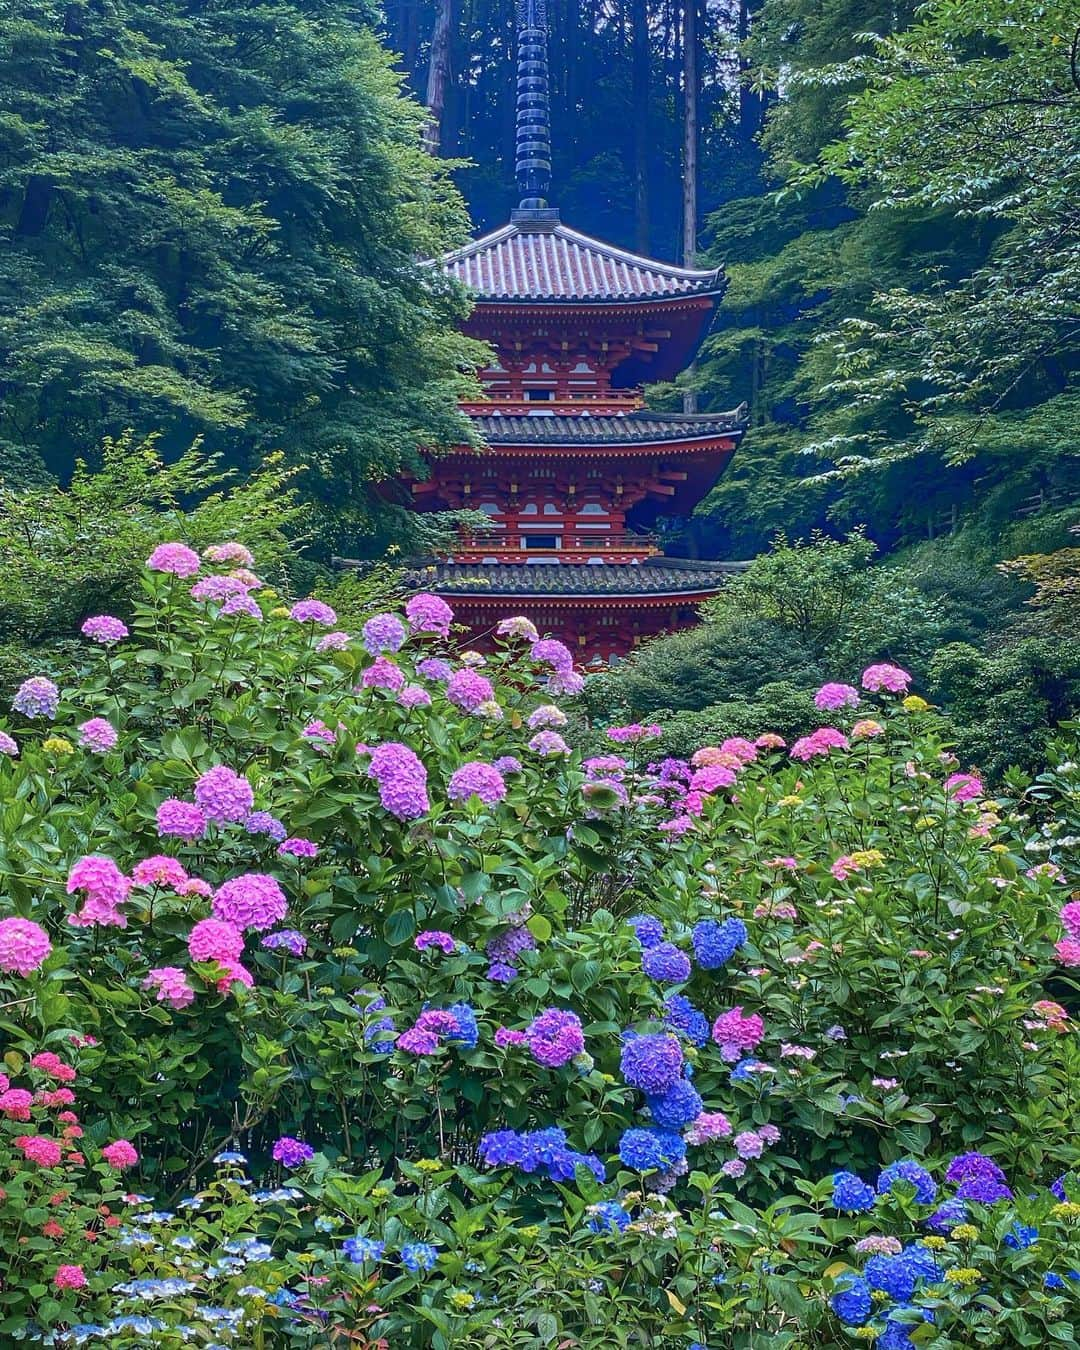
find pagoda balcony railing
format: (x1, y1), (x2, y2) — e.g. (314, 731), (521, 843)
(454, 530), (660, 557)
(460, 393), (643, 415)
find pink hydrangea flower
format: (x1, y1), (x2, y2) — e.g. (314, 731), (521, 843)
(606, 723), (662, 744)
(16, 1135), (63, 1167)
(494, 1027), (528, 1048)
(360, 656), (405, 691)
(1060, 902), (1080, 939)
(720, 737), (758, 763)
(302, 720), (337, 745)
(861, 663), (911, 693)
(527, 704), (568, 730)
(689, 764), (737, 793)
(685, 1112), (732, 1145)
(212, 874), (287, 932)
(367, 743), (429, 820)
(131, 856), (189, 889)
(190, 574), (251, 604)
(398, 684), (432, 708)
(446, 668), (495, 712)
(188, 918), (246, 964)
(525, 1008), (584, 1067)
(397, 1027), (439, 1055)
(316, 631), (351, 653)
(497, 616), (539, 641)
(203, 542), (255, 566)
(219, 593), (262, 621)
(194, 765), (254, 825)
(814, 682), (860, 711)
(944, 772), (983, 802)
(53, 1264), (86, 1290)
(712, 1007), (765, 1062)
(0, 730), (17, 756)
(851, 719), (884, 738)
(30, 1053), (76, 1082)
(101, 1139), (138, 1170)
(405, 593), (453, 637)
(66, 856), (131, 928)
(831, 855), (859, 881)
(722, 1158), (746, 1177)
(548, 669), (585, 696)
(156, 798), (207, 842)
(789, 727), (850, 761)
(0, 917), (51, 976)
(447, 762), (507, 807)
(528, 730), (570, 757)
(1055, 938), (1080, 967)
(80, 615), (129, 644)
(755, 733), (786, 749)
(147, 542), (200, 577)
(215, 960), (254, 993)
(290, 599), (337, 626)
(734, 1130), (764, 1159)
(144, 966), (195, 1010)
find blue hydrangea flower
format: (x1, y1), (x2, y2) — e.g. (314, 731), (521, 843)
(645, 1078), (703, 1130)
(1004, 1223), (1039, 1250)
(925, 1198), (967, 1232)
(548, 1148), (606, 1184)
(663, 994), (709, 1046)
(400, 1241), (439, 1273)
(587, 1201), (631, 1233)
(447, 1002), (479, 1051)
(902, 1244), (942, 1282)
(1052, 1175), (1068, 1201)
(642, 942), (692, 983)
(627, 914), (665, 949)
(829, 1275), (872, 1326)
(865, 1253), (917, 1301)
(618, 1127), (686, 1172)
(879, 1305), (933, 1350)
(1046, 1272), (1066, 1289)
(877, 1160), (937, 1205)
(691, 917), (747, 970)
(832, 1171), (876, 1212)
(479, 1130), (525, 1167)
(343, 1235), (385, 1263)
(620, 1033), (683, 1093)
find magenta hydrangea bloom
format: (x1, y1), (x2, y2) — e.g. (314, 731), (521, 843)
(789, 727), (851, 761)
(132, 856), (189, 889)
(302, 720), (337, 745)
(66, 856), (131, 929)
(362, 613), (407, 654)
(278, 837), (318, 859)
(528, 730), (570, 757)
(194, 765), (254, 825)
(316, 631), (351, 653)
(81, 615), (129, 644)
(77, 718), (118, 753)
(290, 598), (337, 626)
(861, 663), (912, 693)
(712, 1007), (765, 1062)
(447, 762), (507, 807)
(212, 874), (288, 932)
(493, 755), (522, 775)
(188, 918), (245, 964)
(944, 772), (983, 802)
(157, 798), (207, 842)
(12, 677), (59, 719)
(526, 1008), (585, 1068)
(101, 1139), (139, 1170)
(814, 682), (860, 711)
(367, 743), (429, 820)
(606, 723), (662, 744)
(360, 656), (406, 691)
(406, 592), (453, 636)
(415, 930), (457, 954)
(0, 731), (18, 757)
(272, 1136), (315, 1168)
(144, 966), (195, 1010)
(398, 684), (432, 709)
(147, 542), (200, 577)
(446, 668), (495, 712)
(203, 542), (255, 566)
(0, 917), (51, 976)
(494, 1027), (528, 1048)
(689, 764), (736, 793)
(1061, 902), (1080, 940)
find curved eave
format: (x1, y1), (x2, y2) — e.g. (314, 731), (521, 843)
(436, 435), (742, 458)
(441, 588), (721, 608)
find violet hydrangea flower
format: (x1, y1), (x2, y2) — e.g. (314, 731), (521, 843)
(415, 931), (456, 955)
(362, 613), (407, 654)
(447, 762), (507, 807)
(405, 593), (453, 636)
(526, 1008), (585, 1067)
(272, 1136), (314, 1168)
(77, 718), (118, 753)
(262, 929), (307, 956)
(194, 766), (254, 825)
(12, 677), (59, 719)
(367, 743), (429, 820)
(289, 599), (337, 626)
(814, 682), (860, 711)
(212, 874), (288, 932)
(81, 615), (129, 644)
(157, 799), (207, 842)
(446, 668), (495, 712)
(147, 543), (200, 577)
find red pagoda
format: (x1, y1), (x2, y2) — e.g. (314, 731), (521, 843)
(413, 0), (747, 663)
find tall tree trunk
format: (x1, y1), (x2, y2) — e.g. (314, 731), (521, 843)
(423, 0), (454, 155)
(681, 0), (699, 412)
(631, 0), (650, 251)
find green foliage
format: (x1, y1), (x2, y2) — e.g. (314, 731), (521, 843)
(0, 0), (485, 546)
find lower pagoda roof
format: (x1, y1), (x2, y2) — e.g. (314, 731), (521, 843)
(430, 559), (747, 598)
(470, 407), (747, 448)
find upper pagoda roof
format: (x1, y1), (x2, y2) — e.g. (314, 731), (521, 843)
(471, 407), (747, 447)
(439, 212), (723, 305)
(430, 558), (746, 599)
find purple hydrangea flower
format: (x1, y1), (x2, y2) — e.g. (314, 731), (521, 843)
(212, 873), (288, 932)
(191, 575), (250, 604)
(81, 615), (129, 644)
(416, 657), (452, 682)
(447, 762), (507, 807)
(12, 677), (59, 719)
(405, 593), (453, 636)
(147, 543), (200, 577)
(493, 756), (522, 775)
(641, 942), (690, 983)
(194, 765), (254, 825)
(78, 717), (118, 753)
(367, 743), (429, 820)
(278, 837), (318, 859)
(261, 930), (307, 957)
(360, 656), (405, 691)
(530, 639), (574, 673)
(157, 799), (207, 842)
(620, 1034), (683, 1093)
(0, 731), (18, 757)
(446, 668), (495, 712)
(272, 1137), (314, 1168)
(244, 812), (287, 843)
(496, 616), (539, 640)
(316, 631), (351, 653)
(415, 931), (457, 955)
(289, 599), (337, 626)
(220, 593), (262, 621)
(398, 684), (432, 709)
(362, 613), (407, 654)
(526, 1008), (585, 1067)
(528, 730), (570, 757)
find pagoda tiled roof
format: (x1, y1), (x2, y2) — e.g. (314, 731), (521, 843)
(439, 214), (723, 304)
(470, 408), (747, 446)
(430, 560), (746, 597)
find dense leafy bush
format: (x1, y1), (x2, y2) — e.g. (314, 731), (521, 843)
(0, 546), (1077, 1344)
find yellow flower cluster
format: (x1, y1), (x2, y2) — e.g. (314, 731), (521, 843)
(950, 1225), (979, 1241)
(1050, 1202), (1080, 1221)
(903, 695), (931, 712)
(922, 1235), (947, 1250)
(944, 1267), (981, 1286)
(415, 1159), (443, 1174)
(42, 737), (74, 755)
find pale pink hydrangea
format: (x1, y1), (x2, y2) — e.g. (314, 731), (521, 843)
(854, 1235), (903, 1255)
(0, 730), (18, 757)
(527, 704), (568, 730)
(131, 856), (189, 889)
(398, 684), (432, 709)
(861, 663), (911, 693)
(405, 593), (453, 637)
(144, 966), (196, 1010)
(528, 730), (570, 757)
(1027, 862), (1063, 881)
(316, 631), (351, 653)
(754, 733), (786, 750)
(851, 719), (884, 739)
(685, 1112), (732, 1145)
(194, 765), (254, 824)
(77, 718), (118, 753)
(789, 727), (850, 761)
(548, 669), (585, 696)
(203, 542), (254, 566)
(607, 723), (662, 744)
(720, 737), (758, 763)
(497, 616), (539, 641)
(190, 575), (251, 604)
(212, 874), (288, 932)
(367, 743), (429, 820)
(0, 918), (51, 976)
(147, 542), (200, 577)
(446, 668), (495, 712)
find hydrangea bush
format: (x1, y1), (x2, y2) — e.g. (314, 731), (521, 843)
(0, 544), (1077, 1344)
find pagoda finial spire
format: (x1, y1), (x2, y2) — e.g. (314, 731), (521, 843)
(515, 0), (552, 210)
